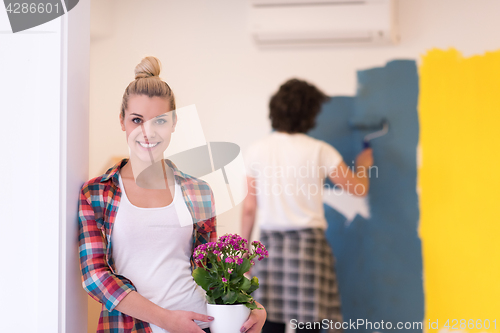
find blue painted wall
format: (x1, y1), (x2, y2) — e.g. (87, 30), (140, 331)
(308, 60), (423, 332)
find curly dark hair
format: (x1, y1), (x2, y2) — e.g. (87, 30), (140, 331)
(269, 78), (329, 133)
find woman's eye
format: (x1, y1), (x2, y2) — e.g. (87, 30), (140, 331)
(155, 118), (167, 125)
(132, 118), (142, 124)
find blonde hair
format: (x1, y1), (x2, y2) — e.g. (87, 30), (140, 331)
(120, 56), (176, 119)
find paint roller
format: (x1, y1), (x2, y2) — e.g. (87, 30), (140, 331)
(349, 118), (389, 149)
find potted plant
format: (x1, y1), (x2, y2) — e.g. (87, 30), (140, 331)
(192, 234), (269, 333)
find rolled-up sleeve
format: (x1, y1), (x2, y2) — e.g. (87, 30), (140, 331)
(193, 185), (218, 244)
(78, 185), (136, 313)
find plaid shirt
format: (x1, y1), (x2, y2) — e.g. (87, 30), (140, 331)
(78, 158), (217, 333)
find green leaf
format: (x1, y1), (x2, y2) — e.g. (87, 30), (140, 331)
(222, 290), (238, 304)
(240, 276), (251, 291)
(236, 292), (251, 303)
(245, 300), (264, 310)
(245, 301), (258, 310)
(246, 276), (260, 295)
(208, 280), (219, 289)
(192, 268), (212, 291)
(206, 295), (215, 304)
(235, 258), (251, 275)
(212, 286), (223, 300)
(230, 276), (242, 285)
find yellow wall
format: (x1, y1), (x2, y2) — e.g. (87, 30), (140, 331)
(419, 49), (500, 332)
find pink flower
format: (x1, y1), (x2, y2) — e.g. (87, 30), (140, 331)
(225, 257), (234, 263)
(237, 258), (244, 265)
(222, 277), (228, 283)
(228, 268), (233, 274)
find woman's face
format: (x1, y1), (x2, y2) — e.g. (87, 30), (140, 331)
(120, 94), (176, 163)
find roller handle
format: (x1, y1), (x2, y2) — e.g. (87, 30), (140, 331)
(363, 139), (371, 149)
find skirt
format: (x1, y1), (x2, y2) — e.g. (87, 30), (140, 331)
(253, 228), (343, 329)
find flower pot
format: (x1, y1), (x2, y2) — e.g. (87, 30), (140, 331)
(206, 304), (251, 333)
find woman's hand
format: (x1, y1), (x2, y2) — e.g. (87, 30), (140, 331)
(329, 148), (373, 197)
(355, 147), (374, 168)
(160, 309), (214, 333)
(240, 301), (267, 333)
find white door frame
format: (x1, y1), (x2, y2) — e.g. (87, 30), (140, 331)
(0, 1), (90, 332)
(60, 1), (91, 332)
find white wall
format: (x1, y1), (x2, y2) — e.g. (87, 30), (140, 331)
(0, 1), (90, 332)
(89, 0), (500, 236)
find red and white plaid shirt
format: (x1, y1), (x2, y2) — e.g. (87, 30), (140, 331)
(78, 158), (217, 333)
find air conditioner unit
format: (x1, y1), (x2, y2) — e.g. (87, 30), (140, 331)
(248, 0), (399, 47)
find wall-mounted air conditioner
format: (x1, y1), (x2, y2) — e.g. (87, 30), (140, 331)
(248, 0), (399, 47)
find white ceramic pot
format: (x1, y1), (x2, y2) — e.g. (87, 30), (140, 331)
(206, 303), (251, 333)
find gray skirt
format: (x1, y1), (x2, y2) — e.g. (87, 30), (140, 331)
(253, 228), (343, 328)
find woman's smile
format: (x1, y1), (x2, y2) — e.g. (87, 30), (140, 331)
(137, 140), (162, 150)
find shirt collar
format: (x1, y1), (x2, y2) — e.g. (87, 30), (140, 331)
(99, 158), (188, 186)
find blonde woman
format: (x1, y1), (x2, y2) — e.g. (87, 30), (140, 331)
(78, 56), (266, 333)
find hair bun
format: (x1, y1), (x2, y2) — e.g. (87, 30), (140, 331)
(134, 56), (162, 79)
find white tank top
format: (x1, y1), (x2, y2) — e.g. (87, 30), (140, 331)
(112, 172), (209, 332)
